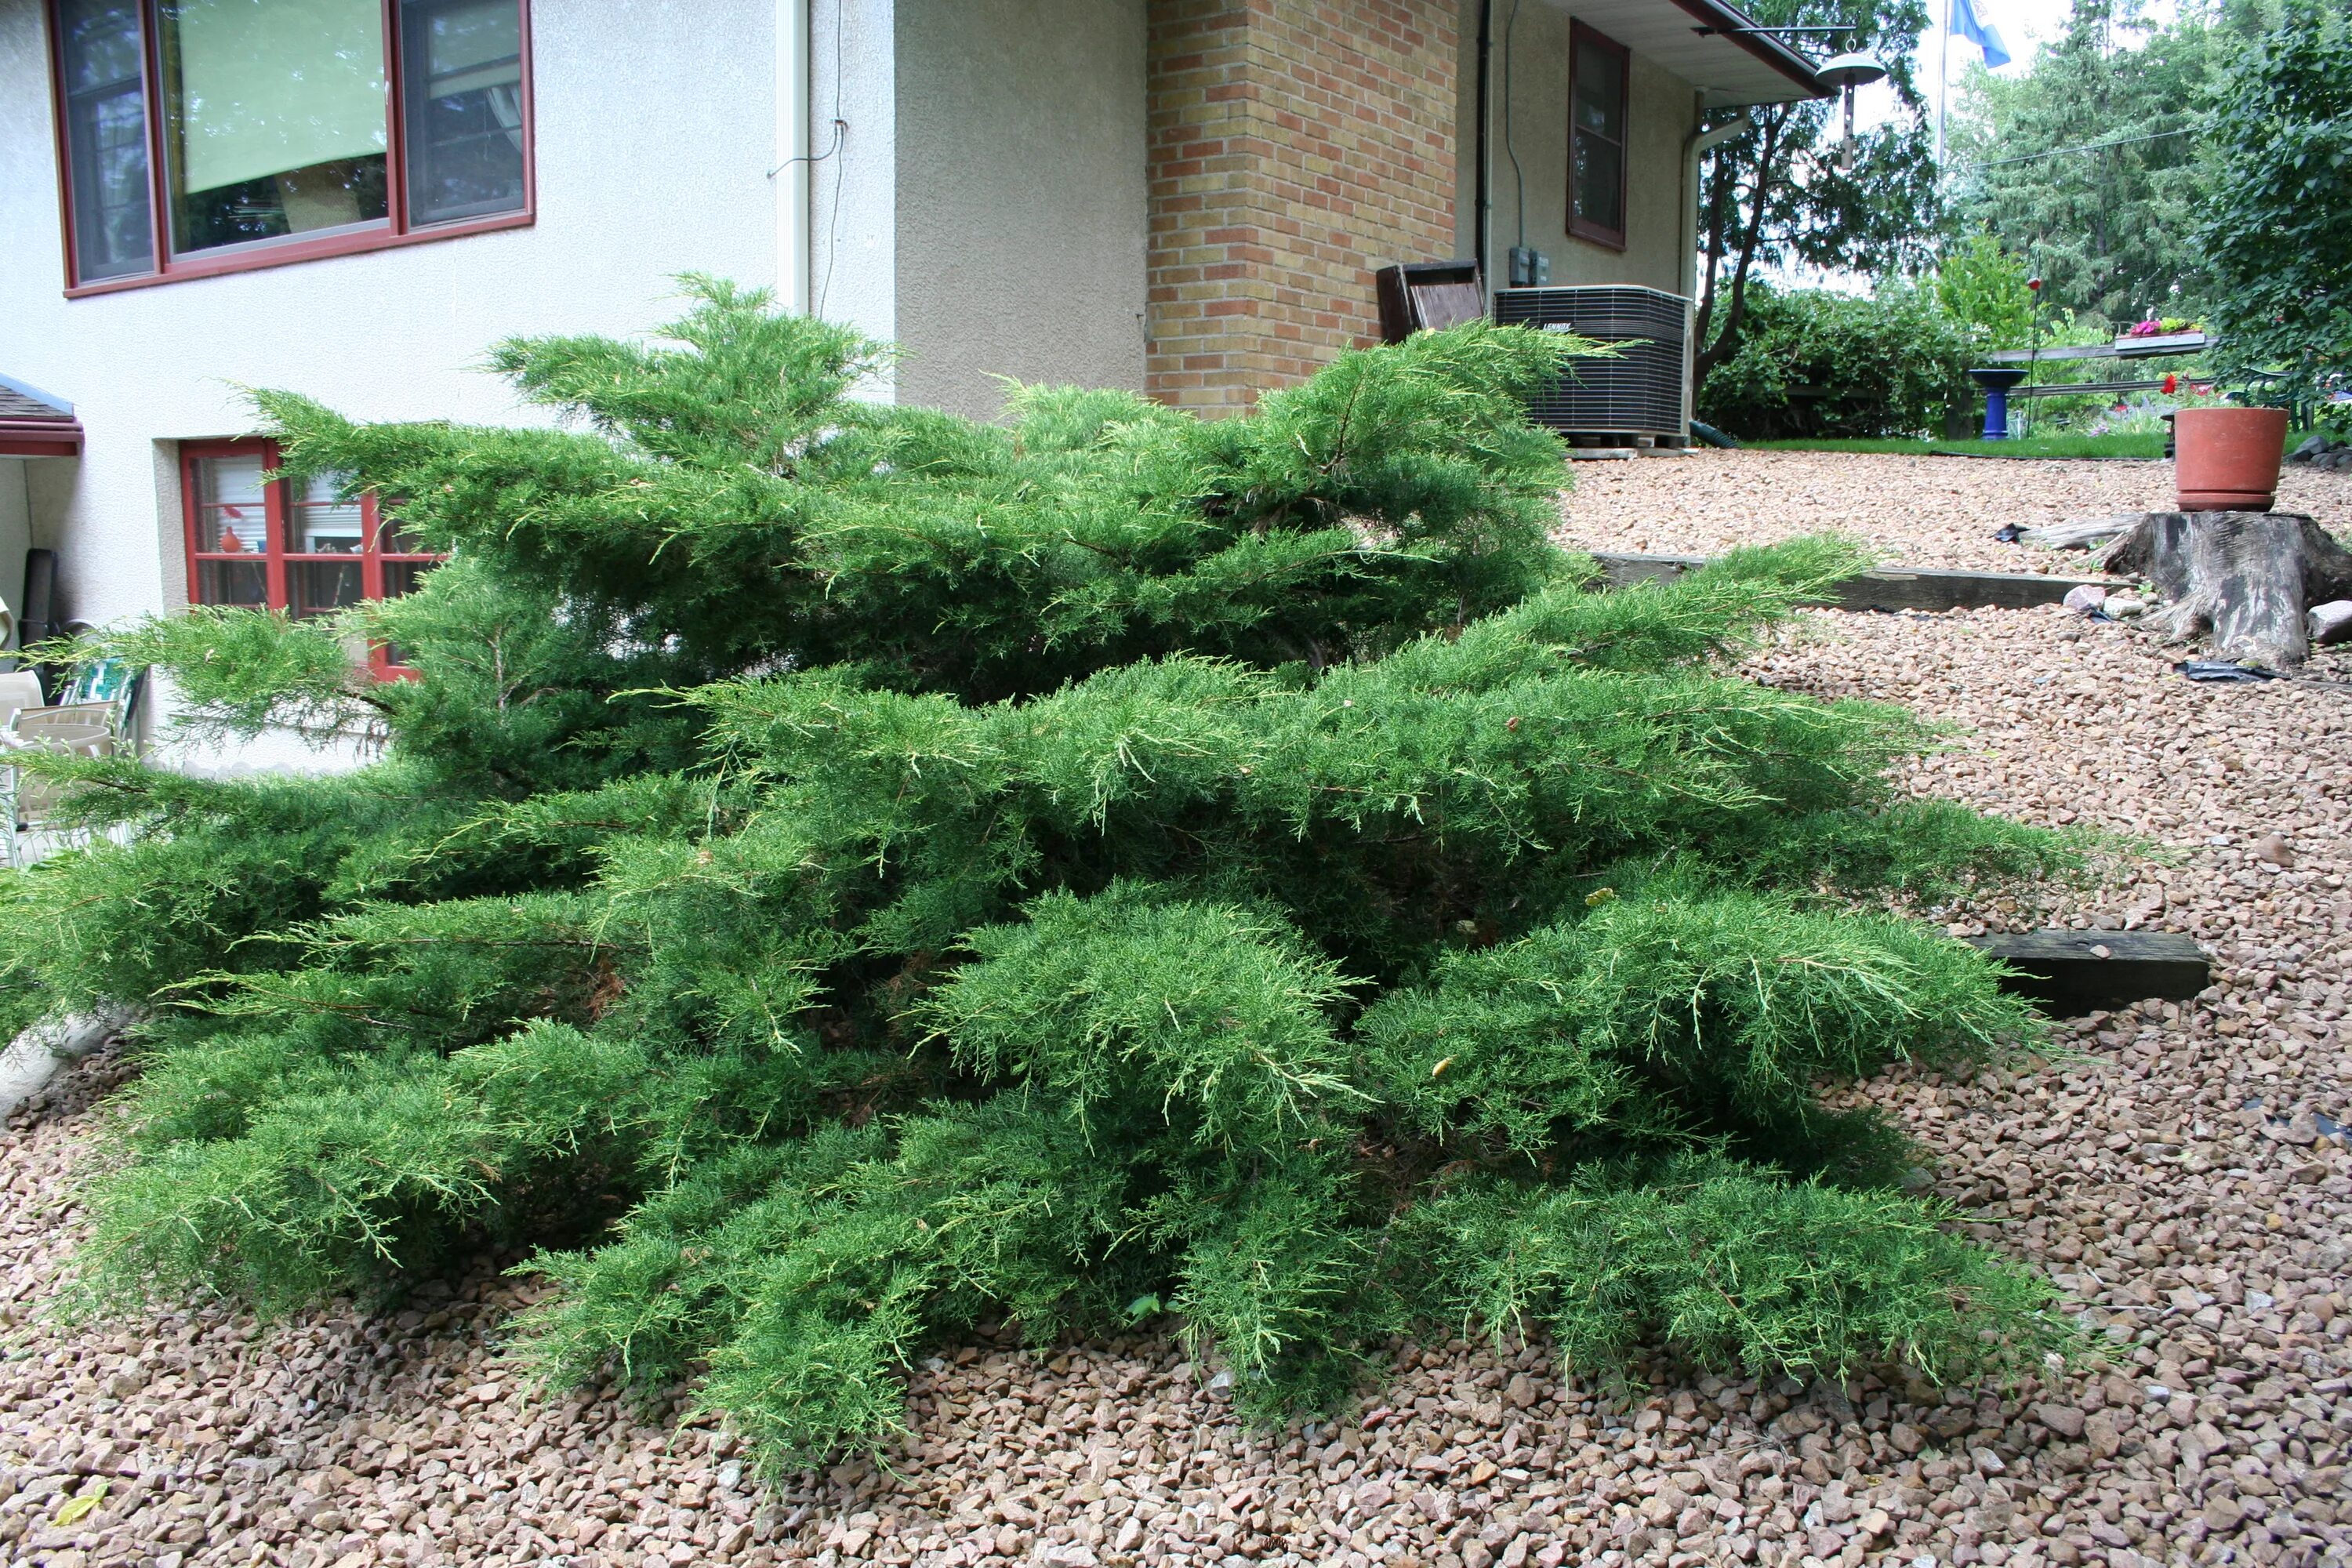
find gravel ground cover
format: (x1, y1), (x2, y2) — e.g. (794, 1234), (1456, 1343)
(1562, 451), (2352, 575)
(4, 456), (2350, 1568)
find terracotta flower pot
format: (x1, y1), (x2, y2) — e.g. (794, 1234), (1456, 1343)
(2176, 406), (2290, 511)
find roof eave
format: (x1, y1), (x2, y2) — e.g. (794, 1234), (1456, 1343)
(1664, 0), (1831, 100)
(0, 420), (83, 459)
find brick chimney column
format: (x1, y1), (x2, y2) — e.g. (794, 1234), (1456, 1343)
(1145, 1), (1458, 415)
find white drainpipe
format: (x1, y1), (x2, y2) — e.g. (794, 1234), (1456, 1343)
(778, 0), (812, 313)
(1682, 110), (1753, 431)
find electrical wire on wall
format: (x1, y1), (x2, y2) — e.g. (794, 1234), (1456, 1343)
(816, 0), (848, 318)
(764, 2), (850, 318)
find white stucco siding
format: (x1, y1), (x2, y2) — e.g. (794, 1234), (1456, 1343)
(808, 0), (898, 390)
(891, 0), (1147, 420)
(0, 0), (779, 633)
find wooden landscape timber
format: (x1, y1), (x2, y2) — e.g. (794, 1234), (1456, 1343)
(1587, 551), (2120, 612)
(1968, 929), (2211, 1016)
(2098, 511), (2352, 668)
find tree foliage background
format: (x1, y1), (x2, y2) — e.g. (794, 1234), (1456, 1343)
(1693, 0), (1940, 382)
(3, 286), (2074, 1469)
(1945, 0), (2276, 326)
(2198, 0), (2352, 418)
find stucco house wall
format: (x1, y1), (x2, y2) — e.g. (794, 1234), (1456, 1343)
(894, 0), (1149, 420)
(0, 0), (779, 636)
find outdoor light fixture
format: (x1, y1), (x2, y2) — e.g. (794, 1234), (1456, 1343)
(1815, 51), (1888, 171)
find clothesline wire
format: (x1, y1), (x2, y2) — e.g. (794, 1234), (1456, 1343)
(1962, 125), (2197, 169)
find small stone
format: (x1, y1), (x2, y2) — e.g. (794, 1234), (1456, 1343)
(2250, 833), (2296, 867)
(1504, 1373), (1537, 1410)
(2203, 1496), (2245, 1532)
(1856, 1508), (1891, 1539)
(2032, 1403), (2085, 1439)
(1888, 1422), (1924, 1455)
(2104, 593), (2147, 618)
(2310, 600), (2352, 644)
(2062, 583), (2108, 615)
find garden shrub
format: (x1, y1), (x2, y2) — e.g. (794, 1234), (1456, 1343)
(1699, 285), (1975, 440)
(13, 281), (2072, 1472)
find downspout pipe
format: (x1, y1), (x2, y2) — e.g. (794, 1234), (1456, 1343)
(777, 0), (812, 313)
(1681, 111), (1752, 433)
(1473, 0), (1492, 288)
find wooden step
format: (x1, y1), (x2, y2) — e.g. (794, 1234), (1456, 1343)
(1587, 550), (2119, 612)
(1968, 930), (2210, 1016)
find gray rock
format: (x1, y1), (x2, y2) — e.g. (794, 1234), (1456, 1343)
(2308, 599), (2352, 645)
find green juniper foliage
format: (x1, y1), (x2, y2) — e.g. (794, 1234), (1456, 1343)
(7, 279), (2074, 1469)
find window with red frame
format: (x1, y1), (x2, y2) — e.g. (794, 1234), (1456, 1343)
(48, 0), (531, 295)
(182, 440), (441, 677)
(1566, 21), (1629, 252)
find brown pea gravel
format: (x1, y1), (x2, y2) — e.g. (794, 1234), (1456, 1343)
(4, 455), (2351, 1568)
(1561, 449), (2352, 575)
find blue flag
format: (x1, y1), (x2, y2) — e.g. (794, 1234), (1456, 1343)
(1952, 0), (2012, 67)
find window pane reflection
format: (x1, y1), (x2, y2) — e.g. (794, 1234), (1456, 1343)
(191, 452), (268, 553)
(289, 471), (366, 553)
(59, 0), (155, 279)
(402, 0), (526, 225)
(197, 559), (268, 605)
(290, 560), (365, 617)
(381, 559), (433, 597)
(160, 0), (390, 256)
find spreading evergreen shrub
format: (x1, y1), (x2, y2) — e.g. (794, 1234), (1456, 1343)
(5, 280), (2073, 1470)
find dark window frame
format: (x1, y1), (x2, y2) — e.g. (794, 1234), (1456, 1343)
(1566, 19), (1629, 252)
(181, 437), (441, 680)
(45, 0), (533, 297)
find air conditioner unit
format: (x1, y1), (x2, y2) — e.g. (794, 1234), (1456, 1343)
(1491, 285), (1690, 443)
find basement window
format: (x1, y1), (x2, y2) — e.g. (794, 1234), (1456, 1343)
(1567, 21), (1628, 251)
(45, 0), (531, 294)
(182, 439), (441, 677)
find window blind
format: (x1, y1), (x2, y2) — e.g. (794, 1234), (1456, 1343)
(169, 0), (387, 194)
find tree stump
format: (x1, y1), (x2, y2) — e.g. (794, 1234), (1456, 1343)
(2097, 511), (2352, 667)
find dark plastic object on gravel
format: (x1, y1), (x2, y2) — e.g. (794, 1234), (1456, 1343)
(2176, 660), (2282, 682)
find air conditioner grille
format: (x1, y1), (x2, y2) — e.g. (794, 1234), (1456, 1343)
(1493, 285), (1688, 437)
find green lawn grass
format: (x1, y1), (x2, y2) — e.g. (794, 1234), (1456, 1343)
(1740, 432), (2169, 459)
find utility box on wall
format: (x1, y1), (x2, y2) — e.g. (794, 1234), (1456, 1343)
(1493, 285), (1690, 444)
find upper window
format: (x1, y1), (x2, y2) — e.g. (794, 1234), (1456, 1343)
(1567, 21), (1628, 251)
(183, 439), (442, 677)
(46, 0), (531, 293)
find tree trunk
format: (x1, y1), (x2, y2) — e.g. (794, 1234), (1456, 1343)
(2099, 510), (2352, 667)
(1693, 112), (1784, 385)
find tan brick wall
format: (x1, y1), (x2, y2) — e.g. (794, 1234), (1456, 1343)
(1145, 0), (1458, 414)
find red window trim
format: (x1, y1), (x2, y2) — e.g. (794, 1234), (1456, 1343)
(46, 0), (535, 298)
(1566, 20), (1631, 254)
(180, 437), (440, 681)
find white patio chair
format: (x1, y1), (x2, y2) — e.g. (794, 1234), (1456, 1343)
(2, 706), (114, 869)
(0, 671), (43, 732)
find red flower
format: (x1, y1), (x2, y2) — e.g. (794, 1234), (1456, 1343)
(2162, 373), (2179, 394)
